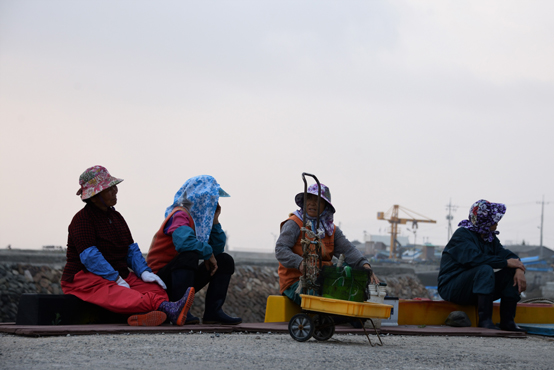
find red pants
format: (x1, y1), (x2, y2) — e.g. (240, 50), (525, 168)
(61, 271), (168, 314)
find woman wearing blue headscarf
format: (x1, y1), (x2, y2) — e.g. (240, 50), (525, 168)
(147, 175), (241, 325)
(438, 200), (526, 332)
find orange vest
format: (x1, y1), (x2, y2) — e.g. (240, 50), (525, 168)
(277, 215), (335, 294)
(147, 207), (195, 274)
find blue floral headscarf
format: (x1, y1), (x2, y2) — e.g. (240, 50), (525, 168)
(458, 199), (506, 242)
(165, 175), (230, 243)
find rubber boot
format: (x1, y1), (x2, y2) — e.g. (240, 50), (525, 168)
(477, 294), (499, 330)
(203, 273), (242, 325)
(158, 287), (195, 326)
(499, 298), (526, 332)
(171, 268), (200, 324)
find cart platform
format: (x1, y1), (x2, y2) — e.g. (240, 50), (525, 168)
(288, 295), (394, 345)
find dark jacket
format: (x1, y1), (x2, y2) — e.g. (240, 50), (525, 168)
(438, 227), (519, 291)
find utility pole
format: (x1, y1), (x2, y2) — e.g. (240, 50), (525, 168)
(538, 195), (550, 259)
(446, 198), (458, 242)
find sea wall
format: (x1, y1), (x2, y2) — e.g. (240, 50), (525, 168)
(0, 264), (63, 322)
(0, 262), (431, 323)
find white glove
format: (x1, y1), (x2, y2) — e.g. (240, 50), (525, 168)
(141, 271), (167, 290)
(116, 276), (130, 288)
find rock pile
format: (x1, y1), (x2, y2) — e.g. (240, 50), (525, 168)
(190, 265), (281, 323)
(0, 263), (63, 322)
(0, 263), (431, 323)
(382, 275), (432, 299)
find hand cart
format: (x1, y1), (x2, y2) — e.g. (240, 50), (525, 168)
(288, 294), (392, 346)
(287, 173), (393, 346)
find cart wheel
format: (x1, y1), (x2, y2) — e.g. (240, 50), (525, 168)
(313, 314), (335, 341)
(288, 313), (315, 342)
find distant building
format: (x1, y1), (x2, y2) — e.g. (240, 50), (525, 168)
(365, 234), (410, 247)
(421, 245), (435, 261)
(504, 244), (554, 260)
(362, 234), (410, 257)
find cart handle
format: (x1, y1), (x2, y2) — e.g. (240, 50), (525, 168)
(301, 172), (321, 231)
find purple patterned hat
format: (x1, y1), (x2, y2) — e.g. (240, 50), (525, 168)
(76, 165), (123, 200)
(294, 183), (335, 214)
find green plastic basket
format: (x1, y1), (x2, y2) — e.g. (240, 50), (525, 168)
(320, 266), (369, 302)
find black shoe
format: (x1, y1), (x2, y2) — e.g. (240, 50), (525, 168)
(499, 298), (525, 332)
(203, 309), (242, 325)
(499, 321), (526, 332)
(185, 311), (200, 325)
(477, 294), (497, 329)
(203, 273), (242, 325)
(478, 318), (499, 330)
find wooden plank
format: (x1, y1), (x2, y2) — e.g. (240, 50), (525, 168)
(0, 322), (526, 338)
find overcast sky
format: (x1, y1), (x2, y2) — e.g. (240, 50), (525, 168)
(1, 0), (552, 253)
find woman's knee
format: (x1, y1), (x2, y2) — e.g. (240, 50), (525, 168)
(470, 265), (496, 295)
(473, 265), (495, 280)
(173, 251), (201, 270)
(215, 253), (235, 275)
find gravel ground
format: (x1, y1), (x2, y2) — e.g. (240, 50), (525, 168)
(1, 331), (553, 370)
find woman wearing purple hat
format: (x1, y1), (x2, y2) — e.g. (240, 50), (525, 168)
(275, 183), (379, 306)
(438, 199), (527, 331)
(61, 165), (194, 326)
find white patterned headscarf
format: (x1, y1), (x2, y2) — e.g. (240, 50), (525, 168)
(165, 175), (230, 243)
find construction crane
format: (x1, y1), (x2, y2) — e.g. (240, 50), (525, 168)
(377, 205), (437, 259)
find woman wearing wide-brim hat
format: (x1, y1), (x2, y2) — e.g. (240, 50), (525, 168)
(61, 165), (194, 326)
(275, 182), (379, 306)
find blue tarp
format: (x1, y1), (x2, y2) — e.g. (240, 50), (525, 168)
(517, 324), (554, 337)
(521, 256), (553, 272)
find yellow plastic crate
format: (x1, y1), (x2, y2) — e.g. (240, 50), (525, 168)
(300, 294), (393, 319)
(398, 300), (478, 326)
(264, 295), (302, 323)
(397, 300), (554, 326)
